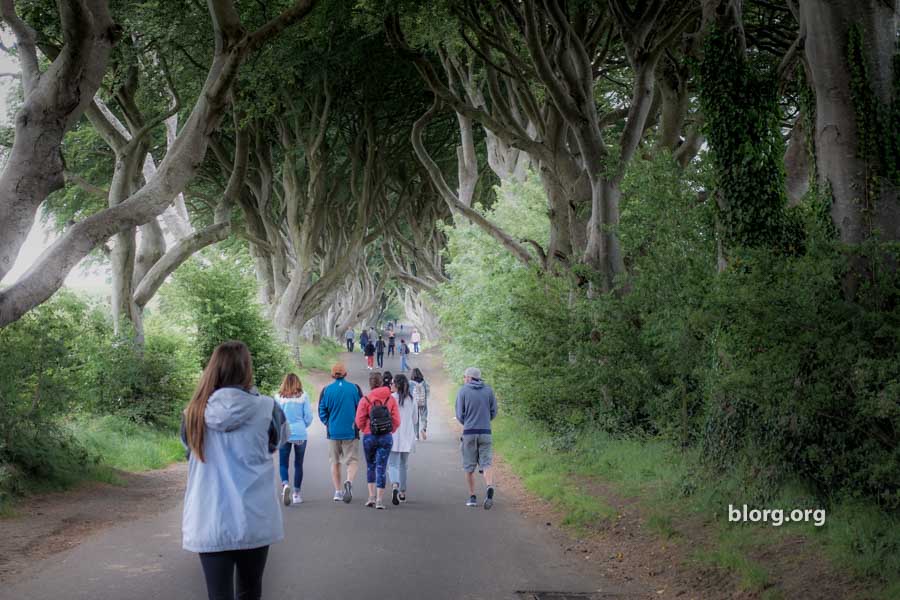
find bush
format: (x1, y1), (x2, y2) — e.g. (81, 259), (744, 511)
(435, 157), (900, 511)
(160, 254), (294, 393)
(81, 327), (198, 426)
(0, 291), (197, 505)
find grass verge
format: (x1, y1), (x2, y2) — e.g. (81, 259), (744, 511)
(67, 415), (184, 472)
(299, 339), (343, 372)
(468, 389), (900, 598)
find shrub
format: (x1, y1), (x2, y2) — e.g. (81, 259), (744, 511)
(435, 158), (900, 511)
(160, 255), (294, 393)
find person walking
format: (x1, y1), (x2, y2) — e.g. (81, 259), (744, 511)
(364, 338), (376, 370)
(399, 339), (410, 372)
(388, 374), (418, 505)
(359, 329), (370, 355)
(411, 328), (421, 354)
(275, 373), (313, 506)
(455, 367), (498, 509)
(344, 328), (355, 352)
(318, 363), (362, 503)
(355, 372), (400, 509)
(387, 329), (396, 356)
(181, 341), (288, 600)
(410, 367), (429, 441)
(375, 335), (386, 368)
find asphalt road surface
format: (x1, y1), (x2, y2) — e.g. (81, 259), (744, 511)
(1, 346), (635, 600)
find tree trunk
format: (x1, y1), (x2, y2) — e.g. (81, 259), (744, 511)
(800, 0), (900, 244)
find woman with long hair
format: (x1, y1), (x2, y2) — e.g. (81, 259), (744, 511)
(275, 373), (313, 506)
(388, 373), (419, 505)
(181, 341), (287, 600)
(354, 371), (400, 509)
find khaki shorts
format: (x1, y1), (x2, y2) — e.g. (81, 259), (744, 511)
(328, 439), (360, 466)
(461, 434), (493, 473)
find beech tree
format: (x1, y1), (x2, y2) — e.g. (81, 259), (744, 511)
(0, 0), (319, 328)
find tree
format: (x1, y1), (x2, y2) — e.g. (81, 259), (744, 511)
(0, 0), (320, 328)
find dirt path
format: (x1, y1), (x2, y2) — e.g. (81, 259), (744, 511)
(0, 462), (186, 583)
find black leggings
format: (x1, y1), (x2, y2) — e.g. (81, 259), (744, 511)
(199, 546), (269, 600)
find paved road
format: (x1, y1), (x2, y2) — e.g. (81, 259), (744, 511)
(2, 347), (635, 600)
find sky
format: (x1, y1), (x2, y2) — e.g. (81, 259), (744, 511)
(1, 30), (111, 295)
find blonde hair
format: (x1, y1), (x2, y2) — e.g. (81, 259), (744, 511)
(184, 341), (253, 462)
(279, 373), (303, 398)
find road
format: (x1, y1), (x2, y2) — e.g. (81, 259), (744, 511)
(1, 346), (638, 599)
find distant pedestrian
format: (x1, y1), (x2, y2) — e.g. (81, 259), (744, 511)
(364, 339), (376, 370)
(411, 328), (421, 354)
(411, 367), (429, 441)
(344, 328), (354, 352)
(375, 335), (386, 368)
(359, 329), (370, 355)
(455, 367), (498, 509)
(181, 341), (287, 600)
(399, 339), (410, 372)
(388, 329), (396, 356)
(355, 371), (400, 509)
(388, 374), (418, 505)
(275, 373), (313, 506)
(318, 363), (362, 503)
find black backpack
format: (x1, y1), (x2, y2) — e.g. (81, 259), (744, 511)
(369, 397), (392, 435)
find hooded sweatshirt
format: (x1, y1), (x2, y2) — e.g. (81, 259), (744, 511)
(355, 386), (400, 435)
(276, 391), (313, 442)
(455, 379), (498, 435)
(181, 386), (286, 553)
(318, 377), (362, 440)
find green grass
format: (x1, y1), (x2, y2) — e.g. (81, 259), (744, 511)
(465, 387), (900, 597)
(67, 415), (185, 472)
(299, 339), (343, 371)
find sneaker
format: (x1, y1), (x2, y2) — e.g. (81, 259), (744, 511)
(342, 481), (353, 503)
(292, 492), (302, 505)
(484, 486), (495, 510)
(466, 495), (477, 507)
(333, 490), (343, 502)
(365, 497), (375, 508)
(376, 499), (385, 510)
(282, 483), (291, 506)
(391, 487), (400, 506)
(399, 492), (407, 503)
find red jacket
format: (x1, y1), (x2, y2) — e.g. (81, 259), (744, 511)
(355, 386), (400, 435)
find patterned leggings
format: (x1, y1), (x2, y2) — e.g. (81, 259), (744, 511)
(363, 433), (393, 489)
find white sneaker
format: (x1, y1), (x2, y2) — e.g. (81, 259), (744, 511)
(292, 492), (302, 504)
(282, 484), (291, 506)
(333, 490), (343, 502)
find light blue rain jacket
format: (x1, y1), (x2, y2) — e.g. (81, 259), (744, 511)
(182, 386), (287, 553)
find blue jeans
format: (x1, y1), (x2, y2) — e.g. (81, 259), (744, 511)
(400, 354), (408, 372)
(388, 451), (410, 491)
(362, 434), (393, 489)
(415, 404), (427, 439)
(413, 342), (420, 353)
(376, 352), (384, 367)
(278, 441), (306, 490)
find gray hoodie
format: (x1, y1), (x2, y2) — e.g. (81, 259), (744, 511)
(455, 379), (498, 434)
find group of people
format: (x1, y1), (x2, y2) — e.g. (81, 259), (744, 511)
(318, 364), (431, 508)
(180, 339), (496, 599)
(347, 324), (422, 372)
